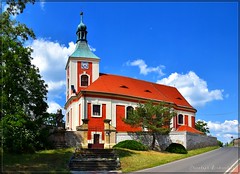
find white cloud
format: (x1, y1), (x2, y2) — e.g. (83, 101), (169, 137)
(127, 59), (165, 76)
(88, 44), (96, 52)
(207, 120), (238, 134)
(29, 38), (75, 76)
(157, 71), (224, 107)
(198, 119), (239, 143)
(28, 38), (75, 82)
(27, 38), (76, 113)
(47, 101), (63, 114)
(39, 0), (45, 10)
(47, 80), (65, 91)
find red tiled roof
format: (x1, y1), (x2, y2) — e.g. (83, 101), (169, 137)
(84, 73), (194, 109)
(177, 125), (204, 134)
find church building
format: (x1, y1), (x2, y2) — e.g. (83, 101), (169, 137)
(65, 13), (202, 149)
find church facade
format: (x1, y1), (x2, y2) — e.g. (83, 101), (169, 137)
(64, 14), (202, 149)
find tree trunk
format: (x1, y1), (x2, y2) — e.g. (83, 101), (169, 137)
(151, 133), (156, 150)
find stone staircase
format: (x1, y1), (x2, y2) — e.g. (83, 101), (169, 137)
(69, 148), (121, 172)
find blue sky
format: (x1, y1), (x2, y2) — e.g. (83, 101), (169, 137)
(5, 2), (238, 143)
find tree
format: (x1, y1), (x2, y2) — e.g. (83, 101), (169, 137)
(123, 101), (176, 150)
(0, 0), (51, 153)
(195, 120), (210, 135)
(217, 140), (223, 147)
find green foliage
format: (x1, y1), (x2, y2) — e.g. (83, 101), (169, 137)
(195, 120), (210, 135)
(6, 0), (35, 15)
(123, 101), (176, 149)
(113, 140), (148, 151)
(3, 148), (74, 172)
(0, 1), (51, 153)
(165, 143), (188, 154)
(217, 140), (223, 147)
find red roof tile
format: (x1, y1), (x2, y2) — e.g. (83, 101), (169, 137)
(177, 125), (204, 134)
(84, 73), (194, 109)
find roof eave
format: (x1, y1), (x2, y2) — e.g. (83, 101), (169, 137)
(81, 90), (196, 112)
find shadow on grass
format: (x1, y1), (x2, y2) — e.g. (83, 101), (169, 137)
(2, 148), (74, 173)
(114, 148), (137, 158)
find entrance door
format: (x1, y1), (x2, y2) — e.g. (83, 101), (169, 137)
(93, 134), (100, 144)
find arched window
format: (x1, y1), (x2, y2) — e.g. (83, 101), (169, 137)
(81, 75), (89, 86)
(178, 114), (183, 124)
(126, 106), (134, 119)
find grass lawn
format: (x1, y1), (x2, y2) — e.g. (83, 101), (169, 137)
(2, 146), (219, 173)
(116, 146), (220, 173)
(2, 148), (74, 173)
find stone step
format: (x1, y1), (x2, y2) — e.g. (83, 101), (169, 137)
(69, 160), (119, 167)
(74, 154), (116, 158)
(74, 149), (117, 159)
(77, 149), (115, 154)
(70, 166), (119, 171)
(69, 163), (120, 171)
(69, 149), (121, 172)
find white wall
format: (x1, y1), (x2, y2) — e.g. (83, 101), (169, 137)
(67, 96), (196, 132)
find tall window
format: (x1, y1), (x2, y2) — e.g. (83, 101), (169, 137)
(92, 104), (101, 117)
(126, 106), (134, 119)
(178, 114), (183, 124)
(81, 75), (89, 86)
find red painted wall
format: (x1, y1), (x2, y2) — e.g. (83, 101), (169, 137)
(87, 103), (106, 140)
(77, 62), (92, 93)
(185, 115), (189, 126)
(191, 116), (195, 128)
(116, 105), (141, 132)
(175, 115), (180, 129)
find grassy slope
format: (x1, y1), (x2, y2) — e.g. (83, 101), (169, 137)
(2, 146), (219, 173)
(116, 146), (220, 173)
(2, 148), (74, 173)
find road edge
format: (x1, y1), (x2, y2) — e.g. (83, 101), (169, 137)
(133, 146), (221, 173)
(224, 158), (239, 174)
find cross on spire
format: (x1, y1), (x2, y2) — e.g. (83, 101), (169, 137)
(80, 12), (83, 23)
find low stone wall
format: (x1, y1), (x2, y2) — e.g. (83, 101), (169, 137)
(117, 131), (218, 150)
(116, 132), (171, 150)
(170, 131), (218, 150)
(65, 131), (83, 147)
(48, 130), (83, 148)
(49, 130), (218, 150)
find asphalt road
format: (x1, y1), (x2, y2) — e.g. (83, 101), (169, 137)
(133, 147), (239, 173)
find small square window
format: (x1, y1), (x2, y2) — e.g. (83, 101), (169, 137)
(92, 104), (101, 117)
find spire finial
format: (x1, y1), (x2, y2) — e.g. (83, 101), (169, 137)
(80, 12), (83, 22)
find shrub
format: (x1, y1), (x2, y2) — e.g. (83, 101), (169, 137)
(217, 140), (223, 147)
(113, 140), (148, 151)
(165, 143), (188, 154)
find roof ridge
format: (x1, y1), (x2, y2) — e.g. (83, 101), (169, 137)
(85, 73), (195, 110)
(100, 73), (176, 88)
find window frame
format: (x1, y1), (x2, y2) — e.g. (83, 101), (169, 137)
(126, 106), (134, 119)
(178, 114), (184, 125)
(92, 104), (102, 117)
(80, 74), (89, 87)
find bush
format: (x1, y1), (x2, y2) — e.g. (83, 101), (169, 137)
(113, 140), (148, 151)
(165, 143), (188, 154)
(217, 140), (223, 147)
